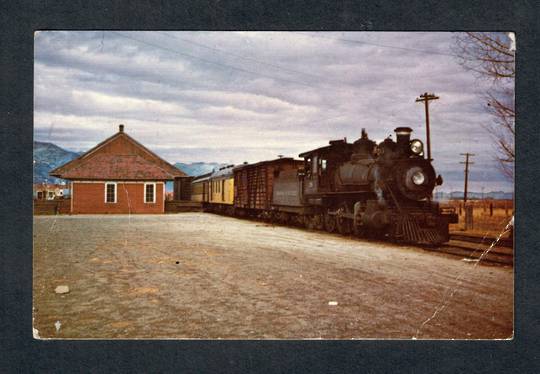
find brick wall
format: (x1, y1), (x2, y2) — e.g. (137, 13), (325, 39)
(72, 182), (164, 214)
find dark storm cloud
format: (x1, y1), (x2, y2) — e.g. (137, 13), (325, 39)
(34, 31), (514, 192)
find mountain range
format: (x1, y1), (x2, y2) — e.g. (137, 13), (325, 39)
(33, 141), (81, 184)
(433, 191), (513, 200)
(33, 141), (513, 199)
(174, 162), (226, 177)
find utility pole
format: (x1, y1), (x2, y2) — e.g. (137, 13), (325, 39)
(415, 92), (439, 161)
(460, 153), (475, 203)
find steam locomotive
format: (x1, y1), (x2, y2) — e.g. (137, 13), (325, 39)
(193, 127), (457, 245)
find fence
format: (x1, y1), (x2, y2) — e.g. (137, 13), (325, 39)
(34, 199), (71, 215)
(164, 200), (203, 213)
(442, 199), (513, 237)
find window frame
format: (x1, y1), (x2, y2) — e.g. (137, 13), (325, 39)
(321, 158), (327, 172)
(105, 182), (117, 203)
(144, 182), (156, 204)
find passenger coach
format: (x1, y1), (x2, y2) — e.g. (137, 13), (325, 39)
(191, 165), (235, 214)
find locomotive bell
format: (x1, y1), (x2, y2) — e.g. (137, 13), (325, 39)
(394, 127), (413, 153)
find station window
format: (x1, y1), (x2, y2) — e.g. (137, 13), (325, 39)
(144, 183), (156, 203)
(105, 183), (117, 203)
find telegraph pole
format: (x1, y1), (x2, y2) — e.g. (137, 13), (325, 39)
(460, 153), (475, 203)
(415, 92), (439, 161)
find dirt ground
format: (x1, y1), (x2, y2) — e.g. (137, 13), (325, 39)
(33, 213), (513, 340)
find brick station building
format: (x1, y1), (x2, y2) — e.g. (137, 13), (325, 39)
(50, 125), (187, 214)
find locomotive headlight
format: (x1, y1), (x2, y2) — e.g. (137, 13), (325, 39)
(410, 139), (424, 155)
(412, 170), (426, 185)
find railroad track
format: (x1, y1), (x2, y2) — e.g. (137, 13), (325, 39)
(450, 233), (513, 248)
(430, 234), (514, 265)
(210, 212), (514, 265)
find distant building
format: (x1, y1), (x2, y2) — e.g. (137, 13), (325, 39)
(49, 125), (187, 214)
(34, 183), (68, 200)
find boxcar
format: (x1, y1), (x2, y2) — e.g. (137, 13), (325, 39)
(233, 158), (303, 215)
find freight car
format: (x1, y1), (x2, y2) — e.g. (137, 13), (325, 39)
(233, 158), (303, 218)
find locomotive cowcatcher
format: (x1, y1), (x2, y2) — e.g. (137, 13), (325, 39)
(271, 127), (458, 245)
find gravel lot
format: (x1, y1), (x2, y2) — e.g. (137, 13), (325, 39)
(33, 213), (513, 339)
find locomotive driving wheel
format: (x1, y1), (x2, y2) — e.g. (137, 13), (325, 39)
(305, 214), (324, 231)
(336, 204), (352, 235)
(324, 211), (337, 233)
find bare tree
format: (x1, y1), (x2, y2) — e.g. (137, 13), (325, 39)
(453, 32), (515, 179)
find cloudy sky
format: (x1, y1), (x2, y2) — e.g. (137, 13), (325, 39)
(34, 31), (513, 192)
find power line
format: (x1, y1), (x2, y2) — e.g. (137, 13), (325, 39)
(122, 32), (386, 91)
(114, 32), (316, 88)
(300, 32), (460, 58)
(156, 31), (326, 81)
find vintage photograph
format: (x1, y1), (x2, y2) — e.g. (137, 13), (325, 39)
(33, 31), (514, 339)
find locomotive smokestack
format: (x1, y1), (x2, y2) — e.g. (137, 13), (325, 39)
(361, 128), (367, 139)
(394, 127), (412, 152)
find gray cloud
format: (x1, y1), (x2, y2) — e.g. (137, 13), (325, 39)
(34, 31), (514, 192)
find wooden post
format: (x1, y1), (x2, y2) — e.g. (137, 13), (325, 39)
(465, 204), (474, 230)
(490, 202), (493, 216)
(415, 92), (439, 161)
(460, 153), (475, 204)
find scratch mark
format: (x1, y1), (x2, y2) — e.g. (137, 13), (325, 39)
(507, 32), (516, 51)
(122, 182), (132, 247)
(47, 120), (55, 142)
(100, 31), (105, 52)
(32, 310), (41, 339)
(413, 216), (514, 339)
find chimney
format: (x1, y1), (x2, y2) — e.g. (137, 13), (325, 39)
(119, 124), (124, 132)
